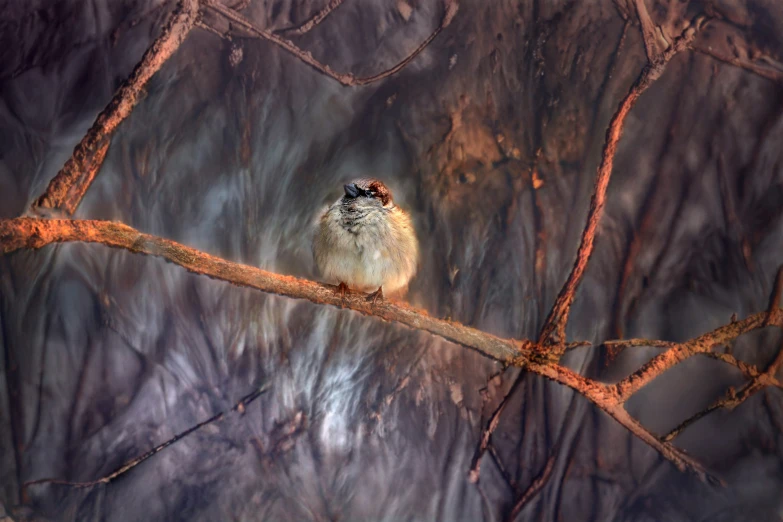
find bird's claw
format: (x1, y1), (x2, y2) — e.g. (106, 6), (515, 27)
(367, 286), (384, 306)
(335, 282), (349, 301)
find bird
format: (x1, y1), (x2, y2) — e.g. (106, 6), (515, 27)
(313, 178), (419, 303)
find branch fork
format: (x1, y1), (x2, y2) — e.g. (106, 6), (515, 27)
(2, 0), (781, 507)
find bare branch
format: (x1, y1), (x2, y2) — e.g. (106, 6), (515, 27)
(469, 372), (525, 483)
(32, 0), (199, 215)
(0, 217), (532, 365)
(692, 19), (783, 84)
(694, 47), (783, 83)
(613, 310), (783, 401)
(633, 0), (665, 61)
(275, 0), (348, 37)
(766, 265), (783, 325)
(663, 340), (783, 442)
(604, 403), (717, 483)
(537, 18), (706, 351)
(204, 0), (458, 86)
(0, 217), (733, 481)
(603, 338), (676, 349)
(504, 452), (556, 522)
(196, 19), (231, 40)
(23, 385), (270, 490)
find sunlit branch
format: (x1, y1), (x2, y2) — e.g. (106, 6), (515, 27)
(32, 0), (199, 216)
(0, 216), (718, 481)
(536, 17), (707, 352)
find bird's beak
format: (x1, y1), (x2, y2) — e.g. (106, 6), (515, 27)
(344, 183), (360, 198)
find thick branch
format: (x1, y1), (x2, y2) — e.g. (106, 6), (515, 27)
(205, 0), (458, 86)
(537, 19), (704, 350)
(0, 217), (720, 480)
(33, 0), (199, 215)
(0, 217), (530, 365)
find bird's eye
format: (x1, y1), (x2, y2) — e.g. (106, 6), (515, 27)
(366, 191), (374, 198)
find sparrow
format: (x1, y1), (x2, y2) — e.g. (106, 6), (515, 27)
(313, 178), (419, 302)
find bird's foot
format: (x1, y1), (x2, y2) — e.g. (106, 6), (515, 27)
(367, 286), (384, 306)
(335, 282), (349, 301)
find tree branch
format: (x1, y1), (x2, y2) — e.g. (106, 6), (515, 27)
(504, 451), (556, 522)
(4, 1), (779, 494)
(275, 0), (348, 37)
(0, 217), (531, 365)
(662, 340), (783, 442)
(633, 0), (664, 61)
(537, 17), (706, 351)
(603, 338), (676, 349)
(32, 0), (199, 215)
(0, 217), (723, 481)
(23, 384), (270, 490)
(469, 372), (525, 484)
(691, 18), (783, 84)
(766, 265), (783, 325)
(204, 0), (458, 86)
(613, 310), (783, 402)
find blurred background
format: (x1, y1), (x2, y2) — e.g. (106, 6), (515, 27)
(1, 0), (783, 520)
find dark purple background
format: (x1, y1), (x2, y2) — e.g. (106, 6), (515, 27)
(1, 1), (782, 520)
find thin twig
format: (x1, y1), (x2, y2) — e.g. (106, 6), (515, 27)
(469, 372), (526, 483)
(487, 443), (518, 492)
(32, 0), (199, 215)
(205, 0), (459, 87)
(537, 18), (706, 352)
(693, 47), (783, 83)
(275, 0), (348, 36)
(662, 340), (783, 442)
(504, 452), (556, 522)
(603, 338), (676, 349)
(23, 384), (270, 490)
(700, 351), (783, 387)
(766, 265), (783, 326)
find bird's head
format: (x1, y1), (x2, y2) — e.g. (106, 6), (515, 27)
(341, 178), (394, 209)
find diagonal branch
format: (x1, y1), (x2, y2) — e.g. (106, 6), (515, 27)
(0, 217), (749, 482)
(632, 0), (665, 61)
(275, 0), (348, 37)
(766, 265), (783, 325)
(0, 217), (531, 365)
(32, 0), (199, 216)
(504, 451), (556, 522)
(662, 342), (783, 442)
(612, 310), (783, 402)
(603, 338), (674, 349)
(205, 0), (458, 86)
(468, 371), (525, 483)
(537, 18), (706, 351)
(23, 384), (270, 490)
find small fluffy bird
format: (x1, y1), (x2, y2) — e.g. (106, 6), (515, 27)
(313, 178), (419, 301)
